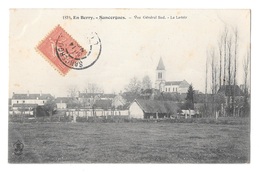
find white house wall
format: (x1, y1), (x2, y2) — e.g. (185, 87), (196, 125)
(65, 109), (129, 117)
(165, 85), (179, 93)
(129, 102), (144, 119)
(11, 99), (47, 106)
(57, 103), (67, 109)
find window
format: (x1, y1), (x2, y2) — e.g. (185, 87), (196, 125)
(158, 72), (162, 79)
(43, 101), (45, 104)
(166, 88), (167, 92)
(17, 101), (19, 103)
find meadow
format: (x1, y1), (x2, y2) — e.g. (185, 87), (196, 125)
(8, 120), (250, 163)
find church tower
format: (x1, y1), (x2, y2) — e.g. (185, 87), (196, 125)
(155, 57), (166, 92)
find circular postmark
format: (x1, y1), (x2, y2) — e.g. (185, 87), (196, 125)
(55, 32), (102, 70)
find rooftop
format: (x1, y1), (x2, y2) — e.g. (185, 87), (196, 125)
(156, 57), (165, 70)
(12, 93), (53, 100)
(134, 99), (179, 114)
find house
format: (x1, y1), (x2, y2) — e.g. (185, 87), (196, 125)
(129, 99), (179, 119)
(55, 97), (72, 109)
(10, 92), (53, 115)
(112, 94), (126, 109)
(164, 80), (190, 93)
(155, 57), (190, 93)
(217, 85), (244, 105)
(94, 99), (112, 110)
(11, 92), (53, 106)
(100, 94), (116, 100)
(77, 92), (116, 108)
(12, 104), (37, 115)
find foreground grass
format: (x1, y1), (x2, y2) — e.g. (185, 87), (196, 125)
(9, 122), (250, 163)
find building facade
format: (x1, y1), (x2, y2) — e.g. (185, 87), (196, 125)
(129, 99), (179, 119)
(10, 92), (53, 115)
(155, 58), (190, 94)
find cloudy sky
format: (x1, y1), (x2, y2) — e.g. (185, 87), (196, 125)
(9, 9), (250, 97)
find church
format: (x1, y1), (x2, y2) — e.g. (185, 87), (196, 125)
(155, 58), (190, 93)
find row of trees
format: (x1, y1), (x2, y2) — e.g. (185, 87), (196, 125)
(205, 26), (250, 117)
(67, 82), (104, 98)
(124, 75), (153, 94)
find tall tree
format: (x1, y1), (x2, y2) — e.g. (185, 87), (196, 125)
(223, 27), (228, 86)
(43, 97), (56, 117)
(243, 48), (250, 117)
(226, 34), (234, 116)
(205, 53), (209, 117)
(142, 75), (152, 90)
(232, 28), (238, 116)
(210, 48), (218, 117)
(218, 32), (224, 88)
(185, 84), (195, 110)
(206, 26), (242, 117)
(125, 77), (141, 94)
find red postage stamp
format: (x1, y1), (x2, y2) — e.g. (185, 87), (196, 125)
(37, 25), (87, 75)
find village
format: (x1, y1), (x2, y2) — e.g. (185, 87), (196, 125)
(9, 58), (247, 122)
(7, 9), (251, 164)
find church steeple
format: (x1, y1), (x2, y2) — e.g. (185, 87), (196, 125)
(155, 57), (166, 91)
(156, 57), (165, 70)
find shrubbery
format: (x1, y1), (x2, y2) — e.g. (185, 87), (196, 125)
(9, 115), (249, 125)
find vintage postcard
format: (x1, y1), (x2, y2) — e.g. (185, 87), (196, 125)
(9, 9), (250, 163)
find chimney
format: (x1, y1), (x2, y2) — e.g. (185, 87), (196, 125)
(27, 91), (29, 97)
(40, 91), (42, 96)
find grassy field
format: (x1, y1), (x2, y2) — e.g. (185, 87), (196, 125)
(8, 121), (250, 163)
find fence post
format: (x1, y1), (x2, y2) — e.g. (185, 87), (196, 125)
(73, 114), (77, 123)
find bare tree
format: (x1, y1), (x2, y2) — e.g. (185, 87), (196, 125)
(85, 83), (103, 93)
(67, 85), (78, 98)
(206, 26), (243, 117)
(218, 32), (224, 88)
(142, 75), (152, 90)
(243, 49), (250, 93)
(125, 77), (141, 94)
(210, 48), (219, 117)
(205, 52), (209, 117)
(226, 33), (234, 116)
(232, 28), (238, 116)
(223, 27), (228, 86)
(243, 48), (250, 117)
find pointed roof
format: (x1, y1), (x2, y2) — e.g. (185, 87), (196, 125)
(156, 57), (165, 70)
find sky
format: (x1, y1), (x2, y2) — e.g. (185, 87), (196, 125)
(9, 9), (250, 97)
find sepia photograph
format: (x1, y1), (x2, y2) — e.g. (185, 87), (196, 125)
(8, 9), (250, 163)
